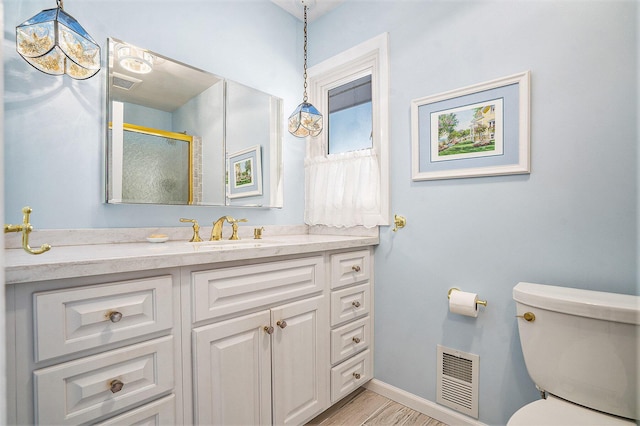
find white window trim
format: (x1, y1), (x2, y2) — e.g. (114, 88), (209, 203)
(307, 33), (390, 226)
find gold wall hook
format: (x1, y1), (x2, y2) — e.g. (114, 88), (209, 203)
(4, 206), (51, 255)
(392, 214), (406, 232)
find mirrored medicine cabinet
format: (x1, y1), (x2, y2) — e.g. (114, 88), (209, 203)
(106, 37), (283, 208)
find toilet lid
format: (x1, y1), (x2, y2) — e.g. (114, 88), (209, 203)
(508, 395), (635, 426)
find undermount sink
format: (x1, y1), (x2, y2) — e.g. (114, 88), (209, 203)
(187, 239), (271, 250)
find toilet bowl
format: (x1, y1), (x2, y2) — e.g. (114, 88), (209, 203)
(508, 395), (635, 425)
(509, 282), (639, 425)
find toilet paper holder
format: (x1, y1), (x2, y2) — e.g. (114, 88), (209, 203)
(448, 288), (488, 307)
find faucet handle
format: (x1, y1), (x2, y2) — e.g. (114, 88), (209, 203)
(228, 218), (248, 240)
(228, 218), (248, 224)
(180, 218), (203, 242)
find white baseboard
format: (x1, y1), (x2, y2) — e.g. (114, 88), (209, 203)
(364, 379), (487, 426)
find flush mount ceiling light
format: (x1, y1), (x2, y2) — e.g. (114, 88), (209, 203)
(16, 0), (100, 80)
(117, 45), (154, 74)
(288, 0), (323, 138)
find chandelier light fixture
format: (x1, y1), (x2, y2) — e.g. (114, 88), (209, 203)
(288, 1), (323, 138)
(16, 0), (101, 80)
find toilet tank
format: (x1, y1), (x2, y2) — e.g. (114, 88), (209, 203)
(513, 282), (639, 420)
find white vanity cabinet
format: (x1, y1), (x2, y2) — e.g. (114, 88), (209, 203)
(187, 255), (329, 426)
(5, 234), (377, 425)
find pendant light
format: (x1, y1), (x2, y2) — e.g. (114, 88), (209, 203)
(16, 0), (101, 80)
(288, 1), (323, 138)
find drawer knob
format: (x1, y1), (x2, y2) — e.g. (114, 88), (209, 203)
(108, 311), (123, 323)
(351, 301), (361, 308)
(109, 379), (124, 393)
(352, 337), (361, 344)
(352, 265), (361, 272)
(277, 320), (287, 329)
(264, 326), (274, 335)
(353, 372), (361, 380)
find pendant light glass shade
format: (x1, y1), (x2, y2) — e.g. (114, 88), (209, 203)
(288, 102), (323, 137)
(288, 3), (322, 138)
(16, 2), (101, 80)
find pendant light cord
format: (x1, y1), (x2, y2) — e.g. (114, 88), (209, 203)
(303, 5), (309, 103)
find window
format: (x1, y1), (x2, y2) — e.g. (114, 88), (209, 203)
(328, 75), (373, 154)
(307, 33), (390, 226)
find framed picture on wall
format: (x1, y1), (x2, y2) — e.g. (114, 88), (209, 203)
(411, 71), (530, 180)
(227, 145), (263, 198)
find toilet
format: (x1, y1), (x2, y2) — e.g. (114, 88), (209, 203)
(508, 282), (639, 425)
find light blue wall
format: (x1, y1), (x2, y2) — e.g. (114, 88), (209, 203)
(4, 0), (305, 229)
(3, 0), (639, 424)
(309, 1), (638, 424)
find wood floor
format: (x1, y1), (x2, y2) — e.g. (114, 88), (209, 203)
(307, 388), (449, 426)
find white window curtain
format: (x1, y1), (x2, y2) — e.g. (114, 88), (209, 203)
(304, 149), (381, 228)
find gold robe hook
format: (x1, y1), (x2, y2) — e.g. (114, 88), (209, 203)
(4, 206), (51, 255)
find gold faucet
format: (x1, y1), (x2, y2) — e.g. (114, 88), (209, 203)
(4, 206), (51, 255)
(211, 216), (248, 240)
(180, 218), (203, 242)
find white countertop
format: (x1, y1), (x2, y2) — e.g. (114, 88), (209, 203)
(5, 233), (379, 284)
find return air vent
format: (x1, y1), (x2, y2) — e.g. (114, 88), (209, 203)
(111, 72), (141, 91)
(436, 344), (479, 418)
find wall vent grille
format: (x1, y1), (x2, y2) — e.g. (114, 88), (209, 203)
(111, 72), (141, 91)
(436, 345), (479, 418)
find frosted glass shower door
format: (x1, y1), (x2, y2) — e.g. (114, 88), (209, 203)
(113, 123), (194, 204)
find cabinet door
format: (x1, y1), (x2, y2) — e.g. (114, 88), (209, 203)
(193, 311), (272, 426)
(271, 296), (329, 426)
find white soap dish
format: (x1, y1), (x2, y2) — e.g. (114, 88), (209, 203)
(146, 235), (169, 243)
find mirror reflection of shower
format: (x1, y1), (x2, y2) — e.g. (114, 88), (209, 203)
(106, 37), (284, 208)
(109, 121), (194, 205)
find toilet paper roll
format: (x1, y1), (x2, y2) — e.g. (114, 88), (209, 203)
(449, 290), (479, 317)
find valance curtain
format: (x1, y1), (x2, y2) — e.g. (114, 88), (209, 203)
(304, 149), (381, 228)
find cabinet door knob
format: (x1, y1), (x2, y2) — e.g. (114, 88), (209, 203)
(352, 372), (361, 380)
(109, 379), (124, 393)
(108, 311), (123, 323)
(351, 301), (361, 308)
(277, 320), (287, 329)
(352, 337), (361, 344)
(352, 265), (361, 272)
(264, 326), (274, 335)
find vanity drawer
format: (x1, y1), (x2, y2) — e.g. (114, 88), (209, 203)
(330, 349), (372, 403)
(94, 394), (175, 425)
(330, 250), (371, 289)
(34, 336), (174, 425)
(330, 283), (371, 326)
(192, 256), (323, 322)
(34, 276), (173, 362)
(331, 316), (371, 365)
